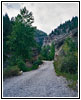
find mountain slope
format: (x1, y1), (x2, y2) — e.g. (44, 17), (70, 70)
(34, 29), (47, 46)
(50, 16), (78, 36)
(43, 16), (78, 47)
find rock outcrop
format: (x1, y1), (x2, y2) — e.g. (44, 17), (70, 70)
(43, 16), (78, 48)
(43, 28), (78, 48)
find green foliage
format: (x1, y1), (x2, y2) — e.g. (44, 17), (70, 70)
(54, 37), (78, 90)
(7, 7), (36, 60)
(16, 57), (42, 72)
(49, 43), (55, 60)
(8, 55), (17, 66)
(41, 43), (55, 60)
(33, 59), (43, 66)
(54, 37), (78, 74)
(61, 55), (77, 74)
(32, 58), (43, 70)
(41, 45), (50, 60)
(54, 59), (78, 81)
(3, 65), (20, 78)
(54, 56), (64, 75)
(63, 37), (77, 55)
(50, 16), (78, 36)
(3, 14), (12, 61)
(18, 7), (34, 26)
(7, 23), (36, 60)
(16, 58), (28, 72)
(32, 65), (38, 70)
(70, 16), (78, 30)
(54, 55), (78, 90)
(68, 78), (78, 90)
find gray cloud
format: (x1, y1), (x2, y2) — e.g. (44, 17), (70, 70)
(4, 3), (21, 9)
(3, 2), (78, 34)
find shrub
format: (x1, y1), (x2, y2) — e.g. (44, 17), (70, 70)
(41, 45), (50, 60)
(8, 56), (17, 66)
(16, 58), (29, 72)
(54, 37), (78, 74)
(32, 65), (38, 70)
(49, 43), (55, 60)
(63, 37), (77, 55)
(38, 55), (43, 60)
(3, 65), (20, 78)
(32, 58), (43, 70)
(33, 59), (43, 65)
(54, 54), (77, 75)
(60, 37), (78, 74)
(54, 56), (64, 75)
(61, 55), (78, 74)
(41, 43), (55, 61)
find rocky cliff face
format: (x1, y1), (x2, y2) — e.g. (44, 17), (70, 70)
(43, 16), (78, 48)
(43, 28), (78, 47)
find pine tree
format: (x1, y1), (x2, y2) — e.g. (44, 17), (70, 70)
(3, 13), (11, 61)
(7, 7), (36, 60)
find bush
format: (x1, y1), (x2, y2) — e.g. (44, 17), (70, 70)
(32, 58), (43, 70)
(33, 59), (43, 65)
(3, 65), (20, 78)
(41, 43), (55, 61)
(49, 43), (55, 60)
(32, 65), (38, 70)
(8, 56), (17, 66)
(38, 55), (43, 61)
(63, 37), (77, 55)
(60, 37), (78, 74)
(41, 45), (50, 60)
(54, 56), (64, 75)
(17, 58), (30, 72)
(54, 54), (77, 75)
(61, 55), (78, 74)
(54, 37), (78, 74)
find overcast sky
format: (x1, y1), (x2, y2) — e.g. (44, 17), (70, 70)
(2, 2), (78, 34)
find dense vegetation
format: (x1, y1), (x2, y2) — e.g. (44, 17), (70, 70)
(3, 7), (44, 78)
(50, 16), (78, 36)
(54, 36), (78, 89)
(52, 16), (78, 90)
(40, 43), (55, 60)
(3, 14), (12, 62)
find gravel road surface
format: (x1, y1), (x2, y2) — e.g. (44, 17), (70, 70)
(3, 61), (78, 97)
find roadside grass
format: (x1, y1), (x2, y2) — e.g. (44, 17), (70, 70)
(54, 61), (78, 90)
(3, 65), (20, 79)
(54, 37), (78, 90)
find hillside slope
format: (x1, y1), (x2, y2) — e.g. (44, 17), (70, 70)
(34, 29), (47, 46)
(43, 16), (78, 47)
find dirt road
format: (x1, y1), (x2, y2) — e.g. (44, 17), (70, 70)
(3, 61), (78, 97)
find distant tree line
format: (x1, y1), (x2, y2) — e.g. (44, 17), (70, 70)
(50, 16), (78, 36)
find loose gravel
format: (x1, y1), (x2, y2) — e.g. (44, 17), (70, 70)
(3, 61), (78, 97)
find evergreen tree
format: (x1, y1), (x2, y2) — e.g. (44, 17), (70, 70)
(49, 43), (55, 60)
(7, 7), (36, 60)
(3, 13), (11, 61)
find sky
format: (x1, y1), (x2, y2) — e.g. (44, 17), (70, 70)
(2, 2), (78, 34)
